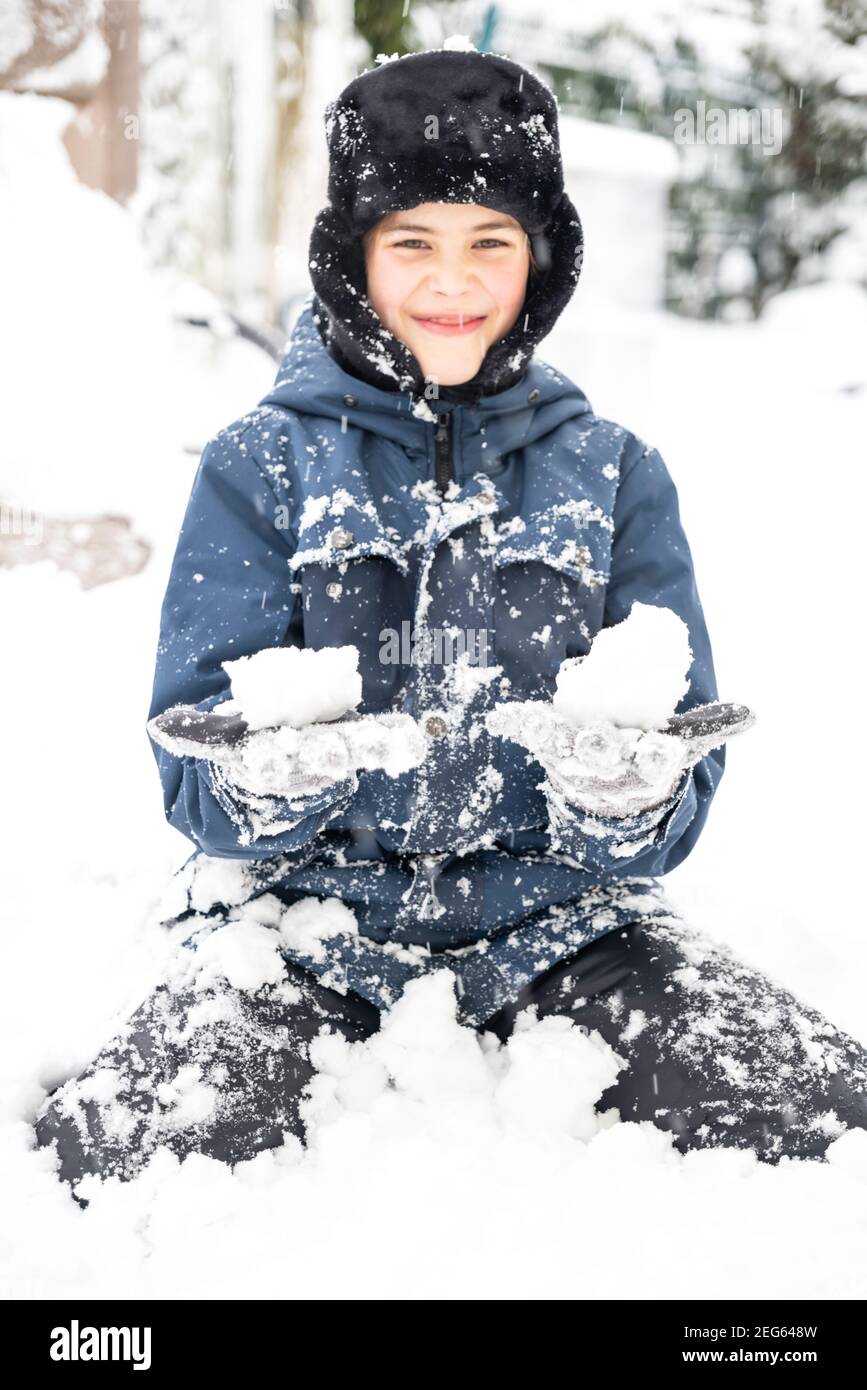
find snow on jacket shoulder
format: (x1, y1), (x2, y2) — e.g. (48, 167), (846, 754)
(147, 297), (725, 946)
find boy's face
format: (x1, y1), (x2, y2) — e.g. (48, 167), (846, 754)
(364, 202), (530, 387)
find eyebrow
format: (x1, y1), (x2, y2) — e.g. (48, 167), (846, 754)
(383, 219), (519, 234)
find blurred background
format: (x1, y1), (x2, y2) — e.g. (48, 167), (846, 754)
(1, 1), (866, 1086)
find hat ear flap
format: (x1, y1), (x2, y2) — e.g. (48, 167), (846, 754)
(530, 230), (553, 275)
(453, 191), (582, 396)
(308, 205), (425, 396)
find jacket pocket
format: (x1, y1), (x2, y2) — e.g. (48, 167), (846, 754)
(494, 500), (613, 585)
(289, 498), (411, 574)
(492, 502), (614, 696)
(288, 503), (415, 711)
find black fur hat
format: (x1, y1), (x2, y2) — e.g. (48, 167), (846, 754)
(307, 44), (584, 406)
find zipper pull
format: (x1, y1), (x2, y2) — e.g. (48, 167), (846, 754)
(434, 411), (453, 495)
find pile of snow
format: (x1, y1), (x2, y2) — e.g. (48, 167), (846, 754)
(554, 601), (693, 730)
(223, 645), (363, 730)
(12, 970), (867, 1299)
(760, 281), (867, 392)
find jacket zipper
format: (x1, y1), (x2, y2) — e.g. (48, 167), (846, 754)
(434, 411), (453, 494)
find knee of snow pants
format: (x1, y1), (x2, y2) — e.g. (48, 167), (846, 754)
(482, 916), (867, 1164)
(31, 921), (381, 1204)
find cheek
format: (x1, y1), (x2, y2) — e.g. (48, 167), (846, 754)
(367, 251), (416, 320)
(485, 262), (529, 321)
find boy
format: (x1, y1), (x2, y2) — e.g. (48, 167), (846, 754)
(33, 45), (867, 1201)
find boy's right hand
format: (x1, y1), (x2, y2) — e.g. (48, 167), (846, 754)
(148, 705), (427, 805)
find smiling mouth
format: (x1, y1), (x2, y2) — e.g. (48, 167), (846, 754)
(411, 314), (488, 335)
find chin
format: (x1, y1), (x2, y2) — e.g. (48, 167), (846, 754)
(415, 353), (485, 387)
(430, 369), (477, 386)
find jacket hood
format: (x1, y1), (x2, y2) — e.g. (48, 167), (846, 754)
(260, 295), (593, 460)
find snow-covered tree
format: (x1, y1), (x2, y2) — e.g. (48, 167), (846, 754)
(477, 0), (867, 317)
(0, 0), (103, 91)
(737, 0), (867, 312)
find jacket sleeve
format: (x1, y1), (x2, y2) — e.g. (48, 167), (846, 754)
(547, 437), (726, 877)
(147, 423), (355, 860)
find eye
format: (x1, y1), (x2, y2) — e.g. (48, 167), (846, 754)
(389, 237), (513, 251)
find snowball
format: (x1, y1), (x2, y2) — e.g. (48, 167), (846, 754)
(278, 896), (358, 963)
(188, 857), (251, 913)
(493, 1014), (623, 1142)
(553, 602), (693, 731)
(824, 1126), (867, 1178)
(156, 1065), (219, 1131)
(188, 921), (288, 993)
(223, 645), (362, 730)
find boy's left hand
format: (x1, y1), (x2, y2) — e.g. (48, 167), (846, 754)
(485, 698), (756, 819)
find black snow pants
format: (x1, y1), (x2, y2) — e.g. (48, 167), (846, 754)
(33, 913), (867, 1205)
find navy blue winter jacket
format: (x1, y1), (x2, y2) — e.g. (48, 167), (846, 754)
(147, 296), (725, 1023)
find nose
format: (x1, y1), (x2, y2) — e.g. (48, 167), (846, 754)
(426, 248), (476, 299)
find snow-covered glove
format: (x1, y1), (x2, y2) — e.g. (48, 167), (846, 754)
(485, 699), (756, 820)
(148, 704), (427, 808)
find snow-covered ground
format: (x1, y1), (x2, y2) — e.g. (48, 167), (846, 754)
(2, 94), (866, 1300)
